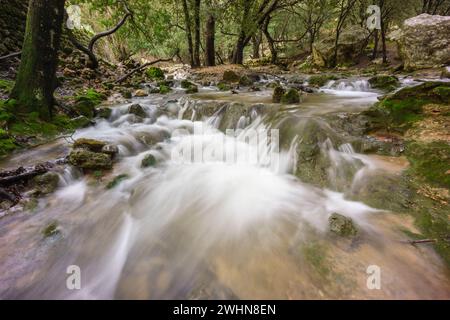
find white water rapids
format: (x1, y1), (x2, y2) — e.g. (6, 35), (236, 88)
(0, 79), (449, 299)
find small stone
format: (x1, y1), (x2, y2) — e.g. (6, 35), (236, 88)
(328, 213), (358, 237)
(141, 154), (157, 168)
(42, 221), (60, 238)
(128, 103), (147, 117)
(134, 89), (148, 97)
(101, 144), (119, 157)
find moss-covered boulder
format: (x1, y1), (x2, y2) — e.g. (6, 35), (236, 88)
(96, 107), (112, 119)
(106, 174), (129, 189)
(33, 172), (59, 195)
(42, 221), (60, 238)
(238, 75), (253, 86)
(68, 149), (113, 170)
(159, 84), (171, 94)
(222, 70), (240, 83)
(181, 80), (198, 94)
(281, 88), (301, 104)
(181, 80), (194, 89)
(73, 138), (107, 153)
(128, 103), (146, 117)
(328, 213), (358, 237)
(368, 75), (400, 91)
(146, 67), (165, 80)
(272, 86), (285, 103)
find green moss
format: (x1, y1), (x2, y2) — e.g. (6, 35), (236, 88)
(222, 70), (240, 83)
(272, 86), (285, 103)
(159, 84), (171, 94)
(368, 75), (400, 92)
(181, 80), (194, 89)
(217, 82), (231, 91)
(73, 89), (106, 118)
(106, 174), (129, 189)
(432, 86), (450, 102)
(146, 67), (165, 80)
(406, 141), (450, 189)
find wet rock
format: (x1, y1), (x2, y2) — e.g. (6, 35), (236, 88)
(312, 25), (369, 67)
(68, 149), (113, 170)
(121, 90), (132, 99)
(70, 116), (92, 128)
(368, 75), (400, 92)
(396, 14), (450, 70)
(222, 70), (240, 83)
(33, 172), (59, 195)
(101, 144), (119, 157)
(42, 221), (60, 238)
(141, 154), (157, 168)
(238, 75), (253, 86)
(73, 138), (107, 153)
(308, 74), (339, 87)
(181, 79), (195, 89)
(272, 86), (286, 103)
(328, 213), (358, 237)
(441, 66), (450, 79)
(128, 103), (147, 117)
(134, 89), (148, 97)
(281, 88), (301, 104)
(96, 107), (112, 119)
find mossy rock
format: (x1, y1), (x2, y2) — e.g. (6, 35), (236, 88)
(368, 75), (400, 92)
(96, 107), (112, 119)
(73, 89), (106, 118)
(42, 221), (60, 238)
(328, 213), (358, 237)
(185, 85), (199, 94)
(106, 174), (129, 189)
(217, 82), (231, 91)
(238, 75), (253, 86)
(222, 70), (240, 83)
(33, 172), (59, 195)
(272, 86), (285, 103)
(141, 154), (157, 168)
(281, 88), (301, 104)
(73, 138), (107, 152)
(308, 74), (339, 87)
(406, 141), (450, 189)
(146, 67), (165, 80)
(68, 149), (112, 170)
(128, 103), (146, 117)
(70, 116), (92, 128)
(181, 80), (194, 89)
(159, 84), (171, 94)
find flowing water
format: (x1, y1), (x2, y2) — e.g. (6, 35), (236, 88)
(0, 78), (449, 299)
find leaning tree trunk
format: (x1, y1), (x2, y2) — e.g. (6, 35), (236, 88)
(205, 12), (215, 66)
(232, 34), (246, 65)
(10, 0), (66, 120)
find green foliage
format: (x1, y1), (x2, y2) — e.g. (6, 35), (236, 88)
(146, 67), (165, 80)
(217, 82), (231, 91)
(0, 79), (14, 94)
(159, 84), (171, 94)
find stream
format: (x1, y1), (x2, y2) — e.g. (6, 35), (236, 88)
(0, 76), (449, 299)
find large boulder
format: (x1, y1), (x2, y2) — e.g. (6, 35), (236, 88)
(312, 25), (369, 67)
(395, 14), (450, 70)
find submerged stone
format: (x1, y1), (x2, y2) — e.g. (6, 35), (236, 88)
(141, 154), (157, 168)
(128, 103), (147, 117)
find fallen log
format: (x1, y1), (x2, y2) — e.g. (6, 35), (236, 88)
(0, 51), (21, 62)
(0, 165), (48, 186)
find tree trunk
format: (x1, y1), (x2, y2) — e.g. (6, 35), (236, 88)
(193, 0), (201, 67)
(252, 33), (262, 59)
(381, 20), (387, 63)
(232, 34), (246, 64)
(182, 0), (195, 67)
(205, 12), (215, 66)
(372, 29), (379, 60)
(10, 0), (66, 120)
(263, 17), (277, 64)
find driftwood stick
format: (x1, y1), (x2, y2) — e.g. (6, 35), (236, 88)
(0, 51), (21, 61)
